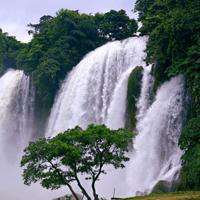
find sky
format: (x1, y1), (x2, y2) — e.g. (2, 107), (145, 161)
(0, 0), (136, 42)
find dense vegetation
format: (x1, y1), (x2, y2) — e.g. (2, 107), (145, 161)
(135, 0), (200, 190)
(0, 9), (137, 124)
(0, 29), (23, 74)
(21, 125), (133, 200)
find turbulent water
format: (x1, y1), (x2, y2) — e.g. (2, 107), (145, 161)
(46, 37), (148, 137)
(136, 65), (154, 121)
(127, 75), (186, 196)
(105, 67), (135, 130)
(0, 37), (187, 199)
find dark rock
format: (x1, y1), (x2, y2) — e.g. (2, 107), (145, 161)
(125, 66), (143, 131)
(152, 180), (172, 193)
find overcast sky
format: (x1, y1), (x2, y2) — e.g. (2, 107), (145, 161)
(0, 0), (136, 42)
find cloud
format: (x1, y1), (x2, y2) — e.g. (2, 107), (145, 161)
(0, 0), (135, 42)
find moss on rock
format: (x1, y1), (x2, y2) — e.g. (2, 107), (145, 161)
(125, 66), (143, 130)
(152, 181), (173, 193)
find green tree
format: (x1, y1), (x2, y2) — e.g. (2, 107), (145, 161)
(27, 15), (53, 35)
(21, 125), (133, 200)
(97, 9), (138, 40)
(179, 117), (200, 190)
(0, 29), (23, 74)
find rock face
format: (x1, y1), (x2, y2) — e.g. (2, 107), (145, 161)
(125, 66), (143, 130)
(152, 180), (172, 193)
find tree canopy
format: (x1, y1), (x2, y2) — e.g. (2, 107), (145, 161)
(21, 124), (133, 200)
(0, 29), (23, 74)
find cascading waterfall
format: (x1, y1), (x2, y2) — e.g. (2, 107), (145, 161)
(46, 36), (148, 137)
(45, 36), (148, 197)
(105, 67), (135, 130)
(136, 65), (154, 121)
(0, 37), (187, 199)
(0, 69), (35, 157)
(127, 75), (186, 196)
(0, 69), (67, 200)
(46, 36), (186, 198)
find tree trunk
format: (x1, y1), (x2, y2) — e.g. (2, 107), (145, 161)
(75, 176), (92, 200)
(92, 181), (99, 200)
(67, 183), (79, 200)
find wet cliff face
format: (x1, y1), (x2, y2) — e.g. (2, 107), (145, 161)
(125, 66), (143, 130)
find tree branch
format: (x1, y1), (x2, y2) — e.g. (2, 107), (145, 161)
(73, 164), (92, 200)
(47, 159), (79, 200)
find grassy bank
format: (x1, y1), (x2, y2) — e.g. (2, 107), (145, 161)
(124, 191), (200, 200)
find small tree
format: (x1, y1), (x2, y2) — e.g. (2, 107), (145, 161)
(21, 124), (133, 200)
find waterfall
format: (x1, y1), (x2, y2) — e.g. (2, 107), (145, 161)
(46, 36), (148, 137)
(0, 37), (187, 199)
(127, 75), (186, 196)
(0, 69), (35, 158)
(46, 36), (186, 198)
(136, 65), (153, 121)
(105, 67), (135, 130)
(44, 37), (148, 197)
(0, 69), (68, 200)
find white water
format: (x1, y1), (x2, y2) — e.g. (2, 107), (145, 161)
(0, 70), (66, 200)
(127, 75), (185, 196)
(136, 65), (153, 121)
(0, 70), (34, 156)
(46, 37), (148, 137)
(105, 67), (135, 130)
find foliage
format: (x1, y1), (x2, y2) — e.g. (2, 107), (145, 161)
(97, 9), (138, 40)
(179, 117), (200, 190)
(0, 29), (23, 74)
(126, 66), (143, 130)
(135, 0), (200, 190)
(21, 124), (133, 200)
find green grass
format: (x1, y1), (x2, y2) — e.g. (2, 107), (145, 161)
(123, 191), (200, 200)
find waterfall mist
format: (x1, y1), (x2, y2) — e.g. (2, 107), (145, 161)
(0, 70), (34, 158)
(0, 70), (66, 200)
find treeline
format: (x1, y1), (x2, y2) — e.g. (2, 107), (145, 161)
(0, 9), (138, 118)
(0, 29), (23, 74)
(135, 0), (200, 190)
